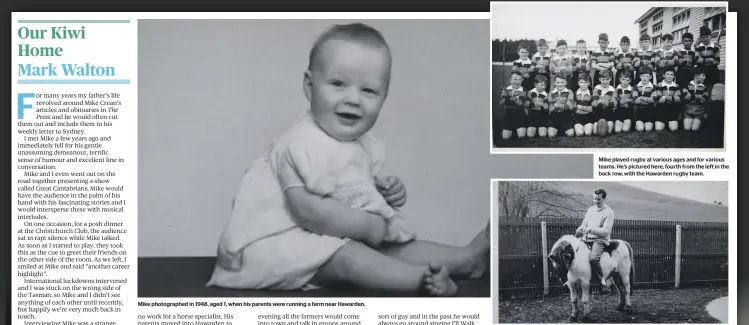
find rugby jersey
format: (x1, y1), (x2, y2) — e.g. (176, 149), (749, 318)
(527, 88), (549, 110)
(550, 53), (573, 75)
(501, 85), (527, 110)
(615, 48), (636, 71)
(657, 80), (681, 102)
(616, 84), (637, 107)
(532, 52), (552, 75)
(593, 84), (616, 113)
(572, 53), (589, 73)
(678, 46), (696, 70)
(591, 49), (616, 70)
(635, 48), (658, 73)
(695, 41), (720, 67)
(513, 57), (534, 78)
(657, 48), (678, 73)
(635, 80), (656, 105)
(593, 84), (616, 101)
(549, 87), (574, 112)
(575, 88), (593, 114)
(685, 80), (707, 103)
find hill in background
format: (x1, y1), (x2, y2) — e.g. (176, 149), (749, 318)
(557, 181), (728, 222)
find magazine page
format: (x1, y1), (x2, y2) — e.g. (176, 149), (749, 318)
(491, 2), (737, 324)
(8, 4), (738, 325)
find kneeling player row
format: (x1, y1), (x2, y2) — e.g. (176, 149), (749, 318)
(499, 67), (713, 139)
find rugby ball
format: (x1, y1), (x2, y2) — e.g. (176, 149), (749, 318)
(597, 119), (609, 136)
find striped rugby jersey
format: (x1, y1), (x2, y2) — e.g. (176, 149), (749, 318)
(532, 52), (552, 75)
(513, 57), (534, 76)
(501, 85), (527, 109)
(694, 41), (720, 66)
(551, 53), (573, 74)
(527, 88), (549, 110)
(685, 80), (707, 103)
(549, 87), (574, 112)
(575, 88), (592, 114)
(636, 80), (656, 105)
(615, 48), (636, 71)
(636, 48), (658, 72)
(657, 80), (680, 99)
(678, 46), (696, 69)
(572, 53), (589, 72)
(616, 84), (637, 107)
(591, 49), (616, 70)
(593, 84), (616, 101)
(657, 48), (678, 71)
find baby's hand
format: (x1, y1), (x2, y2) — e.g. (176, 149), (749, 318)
(376, 175), (407, 208)
(384, 215), (417, 243)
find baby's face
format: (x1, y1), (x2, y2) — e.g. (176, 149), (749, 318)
(304, 40), (390, 142)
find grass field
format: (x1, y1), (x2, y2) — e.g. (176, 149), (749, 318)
(498, 287), (727, 323)
(491, 64), (725, 148)
(556, 181), (728, 222)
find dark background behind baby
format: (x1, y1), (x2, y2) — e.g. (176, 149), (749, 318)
(137, 19), (593, 258)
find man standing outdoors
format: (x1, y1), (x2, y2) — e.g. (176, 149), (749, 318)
(575, 188), (616, 292)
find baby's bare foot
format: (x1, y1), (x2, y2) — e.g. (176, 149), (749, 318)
(464, 220), (490, 279)
(422, 262), (458, 297)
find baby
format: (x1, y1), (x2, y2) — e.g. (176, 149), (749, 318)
(208, 23), (489, 297)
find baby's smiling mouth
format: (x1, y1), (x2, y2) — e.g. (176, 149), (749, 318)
(335, 112), (362, 120)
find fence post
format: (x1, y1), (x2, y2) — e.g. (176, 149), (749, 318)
(541, 221), (549, 296)
(675, 225), (682, 288)
(502, 41), (506, 64)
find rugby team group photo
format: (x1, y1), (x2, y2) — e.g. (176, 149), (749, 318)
(491, 5), (726, 148)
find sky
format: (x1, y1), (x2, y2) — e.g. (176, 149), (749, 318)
(492, 2), (655, 50)
(621, 181), (728, 206)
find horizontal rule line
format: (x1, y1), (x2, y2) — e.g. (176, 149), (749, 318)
(17, 20), (130, 23)
(17, 79), (130, 84)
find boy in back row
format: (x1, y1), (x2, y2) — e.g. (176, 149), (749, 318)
(498, 27), (721, 139)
